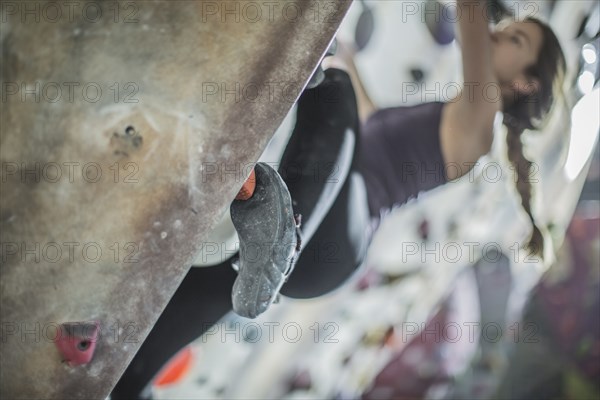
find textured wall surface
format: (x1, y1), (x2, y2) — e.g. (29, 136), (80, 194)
(0, 1), (352, 397)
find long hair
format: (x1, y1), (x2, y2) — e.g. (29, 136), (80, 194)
(502, 17), (567, 259)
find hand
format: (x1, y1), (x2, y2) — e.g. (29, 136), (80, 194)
(336, 40), (358, 65)
(322, 40), (358, 72)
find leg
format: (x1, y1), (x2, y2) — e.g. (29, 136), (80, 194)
(111, 261), (237, 399)
(279, 67), (370, 298)
(229, 67), (369, 306)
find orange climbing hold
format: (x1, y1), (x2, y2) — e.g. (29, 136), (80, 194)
(235, 168), (256, 200)
(153, 346), (193, 387)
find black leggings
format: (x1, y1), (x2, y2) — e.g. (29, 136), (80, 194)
(279, 67), (367, 298)
(111, 263), (237, 399)
(112, 68), (365, 398)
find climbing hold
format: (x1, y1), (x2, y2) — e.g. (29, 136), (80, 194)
(54, 321), (100, 366)
(235, 168), (256, 200)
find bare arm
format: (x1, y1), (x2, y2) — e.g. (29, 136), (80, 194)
(440, 0), (500, 179)
(455, 0), (501, 125)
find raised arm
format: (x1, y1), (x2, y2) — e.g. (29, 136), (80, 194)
(455, 0), (501, 123)
(440, 0), (501, 179)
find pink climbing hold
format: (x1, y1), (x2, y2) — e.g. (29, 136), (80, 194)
(54, 321), (100, 366)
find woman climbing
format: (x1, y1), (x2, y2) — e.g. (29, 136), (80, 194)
(225, 1), (568, 316)
(272, 1), (567, 302)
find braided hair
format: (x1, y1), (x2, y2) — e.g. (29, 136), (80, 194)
(502, 17), (567, 258)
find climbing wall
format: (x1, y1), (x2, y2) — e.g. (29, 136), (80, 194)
(0, 1), (352, 398)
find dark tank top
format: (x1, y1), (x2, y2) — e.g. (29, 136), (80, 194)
(358, 101), (448, 218)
